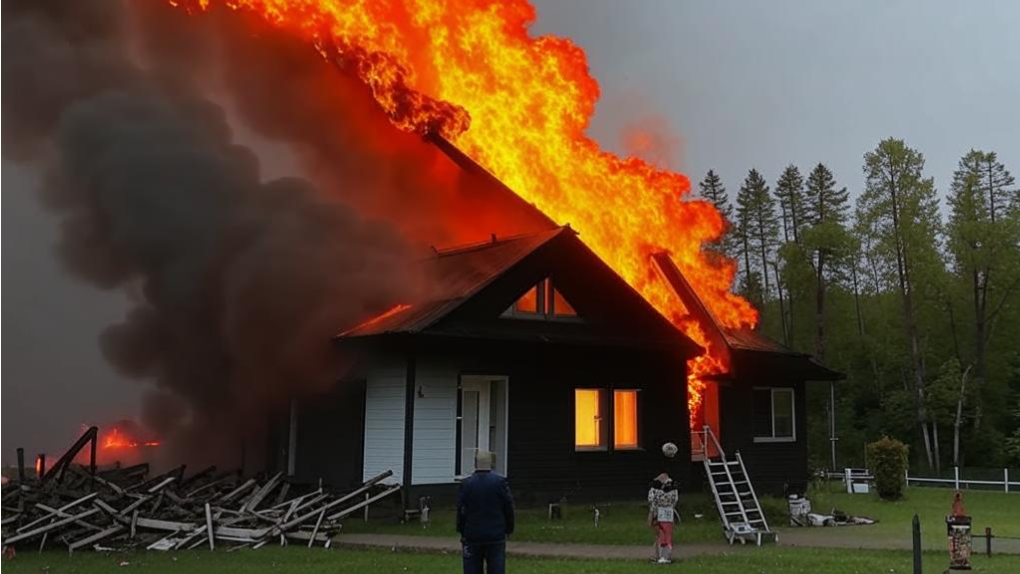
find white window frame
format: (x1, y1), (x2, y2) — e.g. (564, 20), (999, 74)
(753, 387), (796, 443)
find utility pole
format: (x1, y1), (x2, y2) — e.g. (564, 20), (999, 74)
(829, 381), (838, 471)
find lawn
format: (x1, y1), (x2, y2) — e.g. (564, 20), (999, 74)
(4, 546), (1020, 574)
(804, 483), (1020, 548)
(342, 485), (1020, 549)
(5, 486), (1017, 573)
(345, 492), (735, 545)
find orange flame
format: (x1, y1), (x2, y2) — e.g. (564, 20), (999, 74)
(102, 427), (161, 449)
(178, 0), (758, 427)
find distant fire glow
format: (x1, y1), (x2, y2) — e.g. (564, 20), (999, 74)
(176, 0), (759, 427)
(100, 425), (161, 450)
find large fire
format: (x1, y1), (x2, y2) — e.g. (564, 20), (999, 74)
(179, 0), (758, 427)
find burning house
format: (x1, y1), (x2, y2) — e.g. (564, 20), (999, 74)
(274, 140), (843, 506)
(3, 0), (844, 546)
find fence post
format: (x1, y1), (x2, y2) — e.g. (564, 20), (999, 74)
(1005, 468), (1010, 493)
(985, 526), (992, 557)
(905, 468), (910, 488)
(912, 514), (922, 574)
(954, 466), (960, 490)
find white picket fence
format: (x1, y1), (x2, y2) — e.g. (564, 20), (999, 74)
(828, 467), (1019, 493)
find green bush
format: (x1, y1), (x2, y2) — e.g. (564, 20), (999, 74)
(867, 436), (909, 500)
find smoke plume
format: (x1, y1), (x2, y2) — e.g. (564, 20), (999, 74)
(1, 0), (460, 462)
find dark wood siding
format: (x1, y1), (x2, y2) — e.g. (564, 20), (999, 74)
(401, 336), (690, 504)
(720, 377), (808, 495)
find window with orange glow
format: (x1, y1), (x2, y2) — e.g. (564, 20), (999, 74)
(504, 278), (580, 320)
(575, 389), (605, 449)
(613, 390), (639, 449)
(513, 285), (539, 314)
(550, 284), (577, 317)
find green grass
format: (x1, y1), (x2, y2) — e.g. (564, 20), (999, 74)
(343, 486), (1020, 549)
(4, 546), (1020, 574)
(346, 492), (733, 545)
(804, 483), (1020, 547)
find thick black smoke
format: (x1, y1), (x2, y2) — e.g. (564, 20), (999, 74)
(2, 0), (426, 463)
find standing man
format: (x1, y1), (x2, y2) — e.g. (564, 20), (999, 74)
(457, 450), (515, 574)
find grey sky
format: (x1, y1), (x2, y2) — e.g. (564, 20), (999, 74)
(3, 0), (1018, 462)
(533, 0), (1019, 199)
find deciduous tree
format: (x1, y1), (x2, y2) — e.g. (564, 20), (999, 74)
(859, 138), (942, 470)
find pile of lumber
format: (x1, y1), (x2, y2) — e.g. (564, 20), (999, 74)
(2, 428), (400, 553)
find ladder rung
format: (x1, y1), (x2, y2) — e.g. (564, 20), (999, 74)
(724, 511), (744, 517)
(721, 501), (740, 506)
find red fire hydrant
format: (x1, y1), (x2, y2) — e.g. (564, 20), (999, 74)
(946, 491), (972, 571)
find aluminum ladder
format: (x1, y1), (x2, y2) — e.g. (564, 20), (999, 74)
(693, 425), (777, 546)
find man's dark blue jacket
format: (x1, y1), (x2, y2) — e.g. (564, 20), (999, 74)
(456, 471), (515, 544)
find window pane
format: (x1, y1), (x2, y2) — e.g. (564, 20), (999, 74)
(551, 286), (577, 317)
(614, 390), (639, 448)
(752, 389), (773, 438)
(575, 389), (602, 447)
(773, 390), (794, 438)
(514, 285), (539, 313)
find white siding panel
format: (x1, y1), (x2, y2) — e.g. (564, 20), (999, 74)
(362, 365), (406, 485)
(411, 360), (458, 485)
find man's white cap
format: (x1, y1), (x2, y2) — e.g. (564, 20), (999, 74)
(475, 450), (495, 471)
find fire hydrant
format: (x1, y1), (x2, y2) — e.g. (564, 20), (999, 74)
(946, 491), (972, 571)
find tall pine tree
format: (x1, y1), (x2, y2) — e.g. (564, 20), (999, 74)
(698, 169), (736, 258)
(803, 163), (850, 361)
(774, 165), (806, 244)
(773, 165), (806, 344)
(947, 150), (1020, 444)
(737, 169), (780, 312)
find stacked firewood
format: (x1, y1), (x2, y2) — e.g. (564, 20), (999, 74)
(1, 431), (399, 553)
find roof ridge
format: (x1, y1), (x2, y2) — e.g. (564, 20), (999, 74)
(432, 227), (568, 258)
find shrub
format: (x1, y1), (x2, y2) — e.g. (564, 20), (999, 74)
(867, 436), (909, 500)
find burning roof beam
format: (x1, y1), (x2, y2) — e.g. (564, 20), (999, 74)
(651, 252), (731, 364)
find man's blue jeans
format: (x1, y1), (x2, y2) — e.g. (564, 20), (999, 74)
(462, 542), (506, 574)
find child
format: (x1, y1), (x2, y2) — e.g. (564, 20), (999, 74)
(647, 472), (678, 563)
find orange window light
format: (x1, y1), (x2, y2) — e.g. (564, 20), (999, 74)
(575, 389), (602, 447)
(514, 285), (539, 313)
(614, 390), (639, 448)
(551, 285), (577, 316)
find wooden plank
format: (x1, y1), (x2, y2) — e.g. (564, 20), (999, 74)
(18, 493), (98, 532)
(186, 476), (234, 499)
(242, 473), (282, 513)
(267, 488), (321, 511)
(3, 508), (101, 544)
(68, 525), (124, 552)
(205, 503), (215, 550)
(217, 478), (257, 503)
(326, 485), (402, 521)
(33, 504), (104, 532)
(307, 508), (326, 548)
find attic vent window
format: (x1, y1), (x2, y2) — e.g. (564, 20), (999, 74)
(514, 285), (539, 314)
(504, 278), (580, 320)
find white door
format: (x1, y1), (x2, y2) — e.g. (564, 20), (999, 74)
(460, 379), (491, 475)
